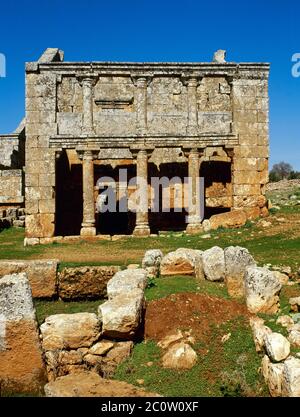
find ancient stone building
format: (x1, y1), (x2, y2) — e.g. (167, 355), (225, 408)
(0, 48), (270, 244)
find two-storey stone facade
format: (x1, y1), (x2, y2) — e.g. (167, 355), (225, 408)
(22, 48), (270, 244)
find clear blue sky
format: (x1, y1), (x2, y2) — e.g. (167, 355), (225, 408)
(0, 0), (299, 169)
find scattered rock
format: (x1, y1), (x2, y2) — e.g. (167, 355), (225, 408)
(221, 333), (231, 343)
(99, 289), (145, 339)
(44, 371), (160, 397)
(264, 333), (290, 362)
(200, 234), (211, 239)
(157, 330), (184, 349)
(249, 316), (272, 352)
(202, 220), (211, 232)
(224, 246), (256, 297)
(244, 266), (281, 314)
(160, 248), (204, 280)
(272, 271), (289, 286)
(127, 264), (140, 269)
(58, 266), (121, 300)
(289, 297), (300, 312)
(209, 210), (247, 230)
(268, 362), (284, 397)
(287, 325), (300, 347)
(0, 273), (46, 394)
(276, 315), (294, 328)
(107, 269), (148, 299)
(162, 342), (197, 369)
(202, 246), (225, 281)
(282, 357), (300, 397)
(142, 249), (163, 278)
(40, 313), (101, 350)
(261, 220), (272, 228)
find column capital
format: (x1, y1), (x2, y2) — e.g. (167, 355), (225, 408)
(76, 147), (99, 161)
(131, 75), (152, 87)
(77, 73), (99, 86)
(130, 148), (153, 158)
(181, 75), (201, 87)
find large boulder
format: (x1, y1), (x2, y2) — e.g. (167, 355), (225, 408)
(160, 248), (204, 280)
(202, 246), (225, 281)
(44, 371), (160, 397)
(244, 266), (282, 314)
(209, 210), (247, 230)
(40, 313), (101, 350)
(282, 357), (300, 397)
(162, 342), (197, 370)
(99, 289), (145, 339)
(264, 333), (290, 362)
(224, 246), (256, 297)
(0, 259), (58, 298)
(0, 273), (46, 394)
(261, 355), (284, 397)
(58, 266), (121, 300)
(142, 249), (163, 277)
(107, 269), (148, 299)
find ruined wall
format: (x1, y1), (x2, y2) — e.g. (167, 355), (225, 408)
(25, 69), (57, 240)
(23, 49), (269, 241)
(231, 76), (269, 210)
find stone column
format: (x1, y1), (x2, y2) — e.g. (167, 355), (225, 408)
(186, 77), (199, 135)
(133, 149), (150, 236)
(186, 148), (202, 234)
(78, 149), (98, 236)
(81, 76), (97, 134)
(134, 77), (148, 134)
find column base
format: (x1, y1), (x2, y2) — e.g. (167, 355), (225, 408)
(80, 226), (96, 237)
(133, 225), (150, 237)
(186, 223), (203, 235)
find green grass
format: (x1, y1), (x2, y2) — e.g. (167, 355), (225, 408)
(145, 276), (229, 301)
(34, 299), (103, 325)
(114, 317), (267, 397)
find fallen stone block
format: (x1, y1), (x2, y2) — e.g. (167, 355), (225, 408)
(142, 249), (163, 277)
(264, 332), (290, 362)
(0, 259), (58, 298)
(244, 266), (281, 314)
(160, 248), (204, 280)
(58, 265), (121, 300)
(224, 246), (256, 297)
(99, 289), (145, 339)
(107, 268), (148, 299)
(282, 357), (300, 397)
(162, 342), (197, 370)
(202, 246), (225, 281)
(0, 273), (46, 394)
(40, 313), (101, 350)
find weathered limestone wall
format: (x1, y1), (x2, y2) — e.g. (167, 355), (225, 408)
(232, 77), (269, 210)
(25, 67), (57, 241)
(22, 48), (269, 241)
(0, 170), (24, 204)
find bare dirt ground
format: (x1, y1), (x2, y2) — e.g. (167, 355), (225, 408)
(144, 292), (250, 343)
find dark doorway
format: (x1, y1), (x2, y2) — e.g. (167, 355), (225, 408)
(55, 151), (83, 236)
(200, 160), (232, 219)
